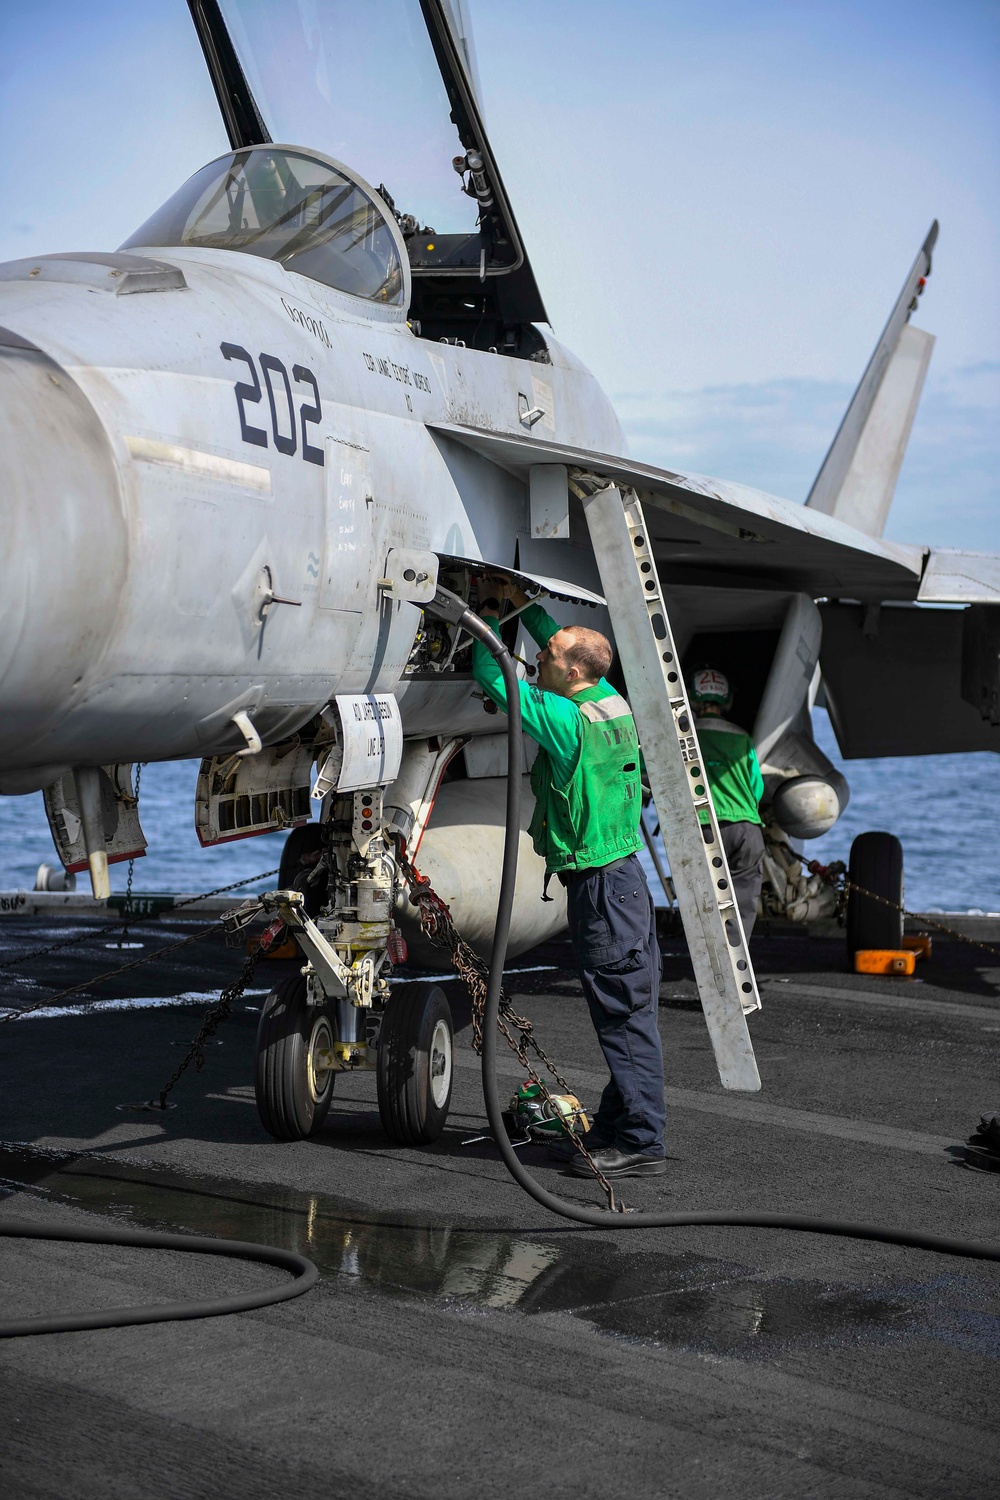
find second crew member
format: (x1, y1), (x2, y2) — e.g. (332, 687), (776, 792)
(690, 667), (766, 940)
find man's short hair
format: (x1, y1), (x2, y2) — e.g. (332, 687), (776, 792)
(562, 625), (613, 682)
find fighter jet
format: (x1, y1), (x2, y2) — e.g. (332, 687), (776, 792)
(1, 1), (996, 1138)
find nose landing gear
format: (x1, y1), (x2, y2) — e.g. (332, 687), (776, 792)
(254, 958), (455, 1147)
(241, 769), (454, 1148)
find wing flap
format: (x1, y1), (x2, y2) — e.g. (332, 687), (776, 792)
(918, 550), (1000, 604)
(820, 602), (1000, 756)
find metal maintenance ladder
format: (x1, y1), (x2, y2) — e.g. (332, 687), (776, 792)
(580, 481), (762, 1092)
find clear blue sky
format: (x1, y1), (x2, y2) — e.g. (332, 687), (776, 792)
(1, 0), (997, 547)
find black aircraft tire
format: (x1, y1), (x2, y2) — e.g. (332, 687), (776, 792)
(255, 974), (336, 1140)
(278, 823), (325, 918)
(377, 984), (454, 1145)
(846, 831), (904, 958)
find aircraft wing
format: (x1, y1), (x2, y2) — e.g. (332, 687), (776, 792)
(427, 421), (927, 601)
(432, 422), (1000, 758)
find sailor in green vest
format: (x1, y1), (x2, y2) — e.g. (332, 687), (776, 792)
(472, 580), (666, 1179)
(690, 667), (766, 940)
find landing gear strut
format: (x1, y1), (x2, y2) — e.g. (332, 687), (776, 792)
(235, 692), (454, 1147)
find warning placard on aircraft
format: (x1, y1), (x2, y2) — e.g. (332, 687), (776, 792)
(312, 695), (403, 798)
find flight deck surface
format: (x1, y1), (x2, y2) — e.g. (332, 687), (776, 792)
(1, 917), (998, 1499)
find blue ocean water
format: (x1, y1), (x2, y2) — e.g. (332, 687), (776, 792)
(0, 710), (996, 912)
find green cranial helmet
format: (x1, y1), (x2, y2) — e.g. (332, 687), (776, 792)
(691, 667), (731, 706)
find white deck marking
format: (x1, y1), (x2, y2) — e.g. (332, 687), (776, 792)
(453, 1052), (957, 1157)
(761, 978), (1000, 1024)
(2, 989), (270, 1020)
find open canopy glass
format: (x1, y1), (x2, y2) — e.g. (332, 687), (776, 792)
(215, 0), (479, 236)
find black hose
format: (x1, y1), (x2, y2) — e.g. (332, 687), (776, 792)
(0, 1221), (317, 1338)
(463, 606), (1000, 1263)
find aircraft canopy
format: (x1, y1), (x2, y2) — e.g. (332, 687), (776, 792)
(122, 146), (405, 305)
(210, 0), (479, 239)
(186, 0), (548, 332)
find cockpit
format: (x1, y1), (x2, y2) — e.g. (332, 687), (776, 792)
(121, 146), (406, 307)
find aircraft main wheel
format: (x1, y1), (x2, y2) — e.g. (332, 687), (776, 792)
(278, 823), (325, 918)
(845, 831), (904, 958)
(377, 984), (454, 1145)
(255, 974), (336, 1140)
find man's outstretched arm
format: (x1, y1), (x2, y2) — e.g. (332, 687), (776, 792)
(519, 601), (561, 649)
(485, 579), (560, 650)
(470, 614), (581, 770)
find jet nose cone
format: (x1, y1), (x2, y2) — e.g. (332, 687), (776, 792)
(0, 328), (126, 780)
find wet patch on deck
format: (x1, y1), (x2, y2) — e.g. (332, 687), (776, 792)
(3, 1141), (996, 1360)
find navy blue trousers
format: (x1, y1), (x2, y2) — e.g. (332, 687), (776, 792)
(563, 854), (665, 1157)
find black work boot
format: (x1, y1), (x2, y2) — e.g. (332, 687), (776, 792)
(567, 1145), (666, 1178)
(546, 1131), (613, 1162)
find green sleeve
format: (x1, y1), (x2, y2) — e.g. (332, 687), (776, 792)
(520, 602), (561, 648)
(471, 617), (582, 780)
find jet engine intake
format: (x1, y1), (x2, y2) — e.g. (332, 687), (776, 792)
(0, 329), (126, 780)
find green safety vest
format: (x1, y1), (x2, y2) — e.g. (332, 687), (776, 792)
(693, 717), (765, 826)
(528, 684), (644, 873)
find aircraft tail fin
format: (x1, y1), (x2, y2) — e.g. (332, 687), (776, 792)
(805, 222), (938, 537)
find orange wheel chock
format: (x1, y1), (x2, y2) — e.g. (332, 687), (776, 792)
(854, 949), (917, 976)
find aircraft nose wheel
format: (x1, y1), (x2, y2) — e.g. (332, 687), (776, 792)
(377, 983), (454, 1145)
(255, 974), (337, 1140)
